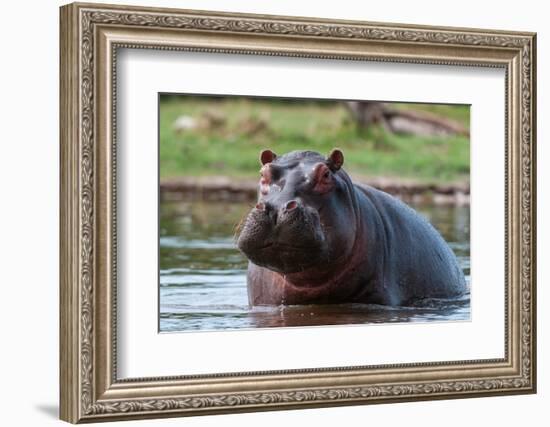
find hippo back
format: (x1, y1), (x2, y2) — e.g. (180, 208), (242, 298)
(354, 183), (466, 304)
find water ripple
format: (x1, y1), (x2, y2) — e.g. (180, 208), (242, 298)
(159, 200), (471, 332)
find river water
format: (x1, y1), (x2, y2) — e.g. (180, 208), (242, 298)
(160, 199), (470, 332)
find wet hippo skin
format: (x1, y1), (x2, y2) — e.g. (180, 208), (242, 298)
(237, 149), (466, 307)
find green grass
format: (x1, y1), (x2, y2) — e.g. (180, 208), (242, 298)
(159, 96), (470, 183)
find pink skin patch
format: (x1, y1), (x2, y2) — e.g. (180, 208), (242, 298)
(285, 200), (298, 211)
(260, 164), (272, 195)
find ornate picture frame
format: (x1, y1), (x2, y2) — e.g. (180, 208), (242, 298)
(60, 2), (536, 423)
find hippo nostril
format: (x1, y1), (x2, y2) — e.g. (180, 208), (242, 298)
(255, 202), (266, 211)
(285, 200), (298, 211)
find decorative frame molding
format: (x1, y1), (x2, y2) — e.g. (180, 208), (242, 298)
(60, 2), (536, 423)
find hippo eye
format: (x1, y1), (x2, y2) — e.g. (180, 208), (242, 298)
(311, 163), (334, 194)
(270, 168), (281, 181)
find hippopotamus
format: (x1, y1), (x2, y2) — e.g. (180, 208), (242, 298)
(236, 149), (466, 307)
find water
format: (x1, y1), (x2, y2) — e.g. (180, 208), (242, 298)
(160, 199), (470, 332)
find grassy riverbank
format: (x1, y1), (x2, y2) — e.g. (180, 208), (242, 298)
(159, 96), (470, 183)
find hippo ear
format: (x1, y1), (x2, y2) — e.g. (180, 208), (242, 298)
(326, 149), (344, 171)
(260, 149), (277, 165)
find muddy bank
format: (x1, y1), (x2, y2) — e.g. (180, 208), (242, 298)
(160, 176), (469, 205)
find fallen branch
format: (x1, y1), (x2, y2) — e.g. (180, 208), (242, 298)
(345, 101), (469, 137)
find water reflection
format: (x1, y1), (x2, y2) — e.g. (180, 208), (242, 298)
(160, 199), (470, 332)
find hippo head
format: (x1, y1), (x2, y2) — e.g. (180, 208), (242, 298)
(237, 149), (358, 276)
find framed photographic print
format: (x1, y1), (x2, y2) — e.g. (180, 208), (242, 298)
(59, 2), (537, 423)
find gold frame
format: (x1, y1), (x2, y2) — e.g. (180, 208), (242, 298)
(59, 2), (537, 423)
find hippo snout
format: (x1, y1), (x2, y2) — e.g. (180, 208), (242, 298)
(237, 199), (307, 251)
(236, 207), (273, 253)
(254, 199), (302, 226)
(236, 199), (328, 273)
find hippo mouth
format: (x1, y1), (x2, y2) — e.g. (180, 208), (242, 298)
(239, 235), (329, 274)
(236, 191), (330, 273)
(256, 241), (320, 252)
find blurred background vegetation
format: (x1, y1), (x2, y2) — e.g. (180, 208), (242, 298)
(159, 95), (469, 183)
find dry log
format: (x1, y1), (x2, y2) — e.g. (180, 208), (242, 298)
(345, 101), (468, 137)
